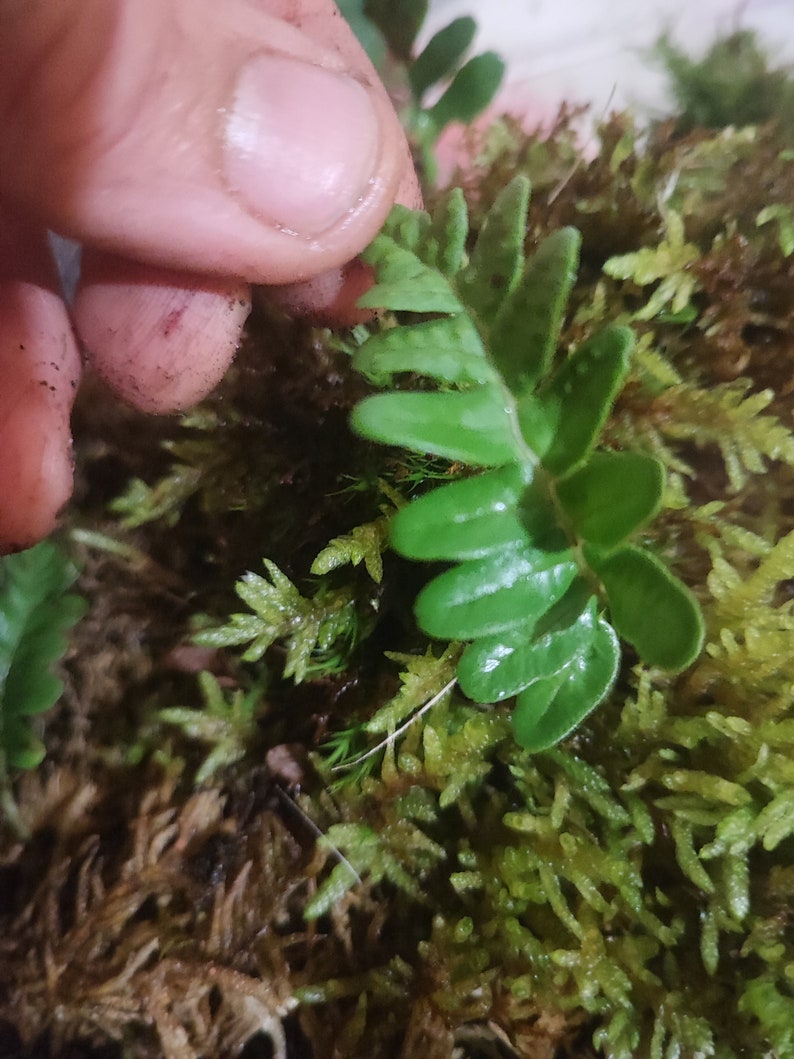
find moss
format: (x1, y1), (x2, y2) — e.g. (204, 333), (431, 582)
(653, 30), (794, 139)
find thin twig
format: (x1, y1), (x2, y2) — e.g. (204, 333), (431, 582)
(332, 677), (457, 773)
(273, 787), (362, 885)
(549, 85), (617, 205)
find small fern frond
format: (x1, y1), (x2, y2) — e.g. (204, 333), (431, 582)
(0, 542), (86, 770)
(350, 180), (705, 750)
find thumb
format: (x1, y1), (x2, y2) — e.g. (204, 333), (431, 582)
(0, 0), (416, 285)
(0, 210), (81, 552)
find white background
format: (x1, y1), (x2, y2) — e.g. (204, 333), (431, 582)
(424, 0), (793, 117)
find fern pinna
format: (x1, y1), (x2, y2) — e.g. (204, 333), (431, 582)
(0, 542), (86, 770)
(350, 177), (703, 750)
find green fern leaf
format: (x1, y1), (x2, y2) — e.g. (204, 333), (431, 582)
(415, 542), (578, 640)
(367, 0), (429, 60)
(379, 202), (432, 253)
(555, 451), (665, 549)
(352, 314), (494, 387)
(536, 324), (634, 475)
(350, 184), (704, 748)
(350, 386), (519, 466)
(378, 190), (469, 278)
(0, 542), (86, 769)
(358, 235), (463, 313)
(457, 175), (530, 322)
(490, 226), (581, 397)
(408, 16), (477, 100)
(425, 51), (506, 133)
(390, 464), (534, 561)
(458, 596), (598, 703)
(426, 187), (469, 276)
(512, 618), (620, 751)
(587, 545), (704, 671)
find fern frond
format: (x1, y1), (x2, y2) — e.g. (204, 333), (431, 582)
(0, 543), (86, 769)
(350, 180), (705, 750)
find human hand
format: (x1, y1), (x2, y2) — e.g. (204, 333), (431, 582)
(0, 0), (419, 551)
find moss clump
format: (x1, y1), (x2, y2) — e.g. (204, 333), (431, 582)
(2, 43), (794, 1059)
(654, 29), (794, 138)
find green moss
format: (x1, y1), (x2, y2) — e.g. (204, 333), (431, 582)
(654, 30), (794, 138)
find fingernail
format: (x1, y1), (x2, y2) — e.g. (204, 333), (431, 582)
(224, 53), (379, 237)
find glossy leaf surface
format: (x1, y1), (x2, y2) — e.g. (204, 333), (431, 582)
(588, 545), (704, 671)
(556, 451), (665, 549)
(539, 325), (634, 475)
(415, 542), (578, 639)
(457, 597), (598, 702)
(515, 393), (555, 459)
(351, 387), (517, 466)
(390, 464), (533, 561)
(512, 619), (620, 751)
(351, 193), (703, 751)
